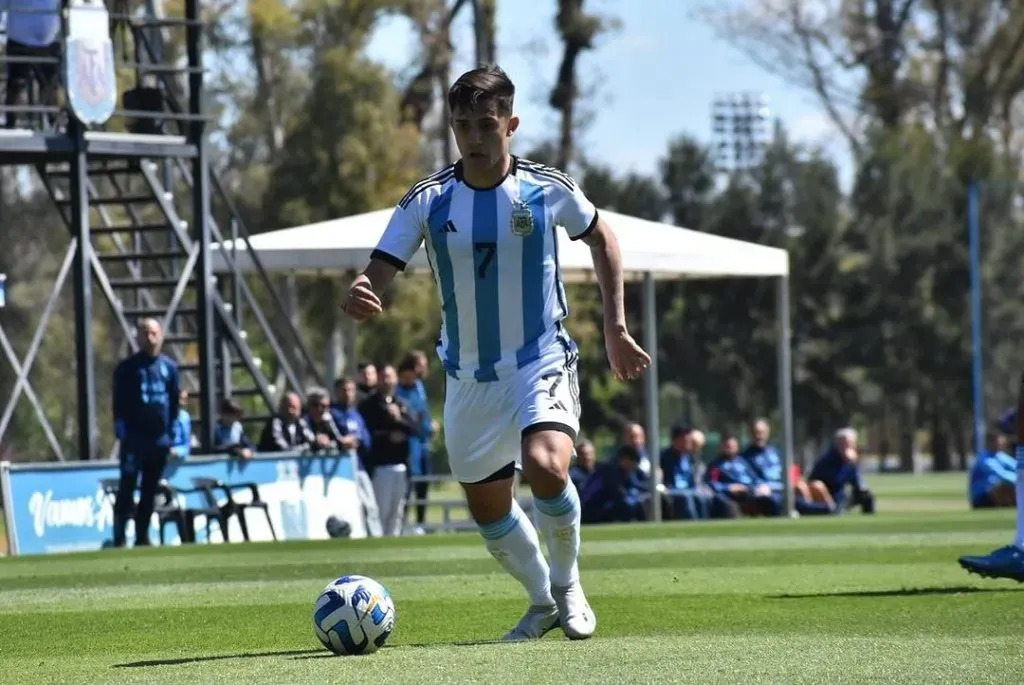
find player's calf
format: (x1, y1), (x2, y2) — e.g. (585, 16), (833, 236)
(521, 427), (595, 639)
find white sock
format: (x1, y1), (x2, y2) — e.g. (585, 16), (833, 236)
(478, 500), (554, 606)
(533, 483), (582, 588)
(1015, 446), (1024, 550)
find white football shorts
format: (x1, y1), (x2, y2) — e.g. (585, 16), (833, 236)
(443, 350), (581, 484)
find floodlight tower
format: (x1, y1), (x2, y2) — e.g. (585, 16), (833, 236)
(711, 92), (771, 174)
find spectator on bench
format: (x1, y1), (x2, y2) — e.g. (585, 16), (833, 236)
(969, 430), (1017, 509)
(304, 386), (351, 453)
(808, 427), (875, 514)
(214, 397), (253, 460)
(742, 418), (833, 515)
(621, 421), (652, 476)
(569, 439), (597, 492)
(704, 435), (782, 517)
(258, 391), (317, 454)
(580, 444), (649, 524)
(660, 426), (739, 520)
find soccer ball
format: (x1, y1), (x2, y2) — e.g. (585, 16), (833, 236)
(313, 575), (396, 656)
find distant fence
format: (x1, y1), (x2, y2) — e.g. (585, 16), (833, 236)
(1, 451), (365, 556)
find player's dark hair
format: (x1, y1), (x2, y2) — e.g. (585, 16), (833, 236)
(448, 64), (515, 116)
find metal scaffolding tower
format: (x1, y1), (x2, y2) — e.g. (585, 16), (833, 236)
(0, 0), (320, 461)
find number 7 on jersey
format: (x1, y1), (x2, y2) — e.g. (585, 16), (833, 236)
(474, 242), (496, 279)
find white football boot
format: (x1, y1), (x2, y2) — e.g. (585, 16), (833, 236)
(552, 582), (596, 640)
(501, 603), (560, 642)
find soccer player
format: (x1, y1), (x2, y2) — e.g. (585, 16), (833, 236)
(341, 65), (650, 640)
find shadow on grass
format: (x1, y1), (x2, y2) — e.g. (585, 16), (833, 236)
(113, 648), (323, 668)
(768, 585), (1023, 600)
(289, 639), (505, 659)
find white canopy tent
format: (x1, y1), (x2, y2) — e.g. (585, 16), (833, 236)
(213, 208), (794, 519)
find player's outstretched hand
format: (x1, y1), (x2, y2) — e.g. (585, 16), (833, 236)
(605, 325), (651, 382)
(342, 280), (383, 322)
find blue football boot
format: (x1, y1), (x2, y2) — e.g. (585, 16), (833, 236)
(959, 545), (1024, 582)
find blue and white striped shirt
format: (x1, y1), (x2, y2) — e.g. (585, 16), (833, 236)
(372, 156), (597, 382)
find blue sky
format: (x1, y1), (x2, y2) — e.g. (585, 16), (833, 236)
(365, 0), (855, 188)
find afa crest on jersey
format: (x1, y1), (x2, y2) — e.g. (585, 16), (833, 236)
(510, 200), (535, 236)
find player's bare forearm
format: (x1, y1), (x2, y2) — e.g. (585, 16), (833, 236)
(356, 258), (400, 294)
(583, 218), (626, 331)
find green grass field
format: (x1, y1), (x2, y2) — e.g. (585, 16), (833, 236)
(2, 473), (1023, 684)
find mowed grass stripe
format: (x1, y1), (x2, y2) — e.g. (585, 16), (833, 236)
(0, 521), (1012, 581)
(0, 539), (1010, 590)
(0, 508), (1010, 569)
(0, 563), (1019, 614)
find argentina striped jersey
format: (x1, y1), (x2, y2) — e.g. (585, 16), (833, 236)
(370, 156), (599, 382)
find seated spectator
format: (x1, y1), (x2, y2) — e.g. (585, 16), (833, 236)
(304, 386), (350, 452)
(808, 427), (875, 514)
(742, 418), (833, 515)
(621, 422), (652, 476)
(580, 444), (649, 524)
(704, 435), (782, 517)
(214, 397), (253, 459)
(170, 389), (192, 460)
(969, 430), (1017, 509)
(257, 391), (317, 453)
(569, 439), (597, 492)
(660, 426), (739, 520)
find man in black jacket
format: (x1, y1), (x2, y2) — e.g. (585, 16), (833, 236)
(358, 364), (418, 536)
(112, 318), (180, 547)
(258, 391), (319, 453)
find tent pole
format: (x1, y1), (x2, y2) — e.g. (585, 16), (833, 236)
(642, 271), (662, 523)
(776, 275), (796, 517)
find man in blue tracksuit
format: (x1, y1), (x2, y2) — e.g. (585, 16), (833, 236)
(112, 318), (180, 547)
(969, 430), (1017, 509)
(704, 435), (782, 517)
(808, 427), (875, 514)
(398, 352), (436, 532)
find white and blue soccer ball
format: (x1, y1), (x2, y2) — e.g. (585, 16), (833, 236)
(313, 575), (396, 656)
